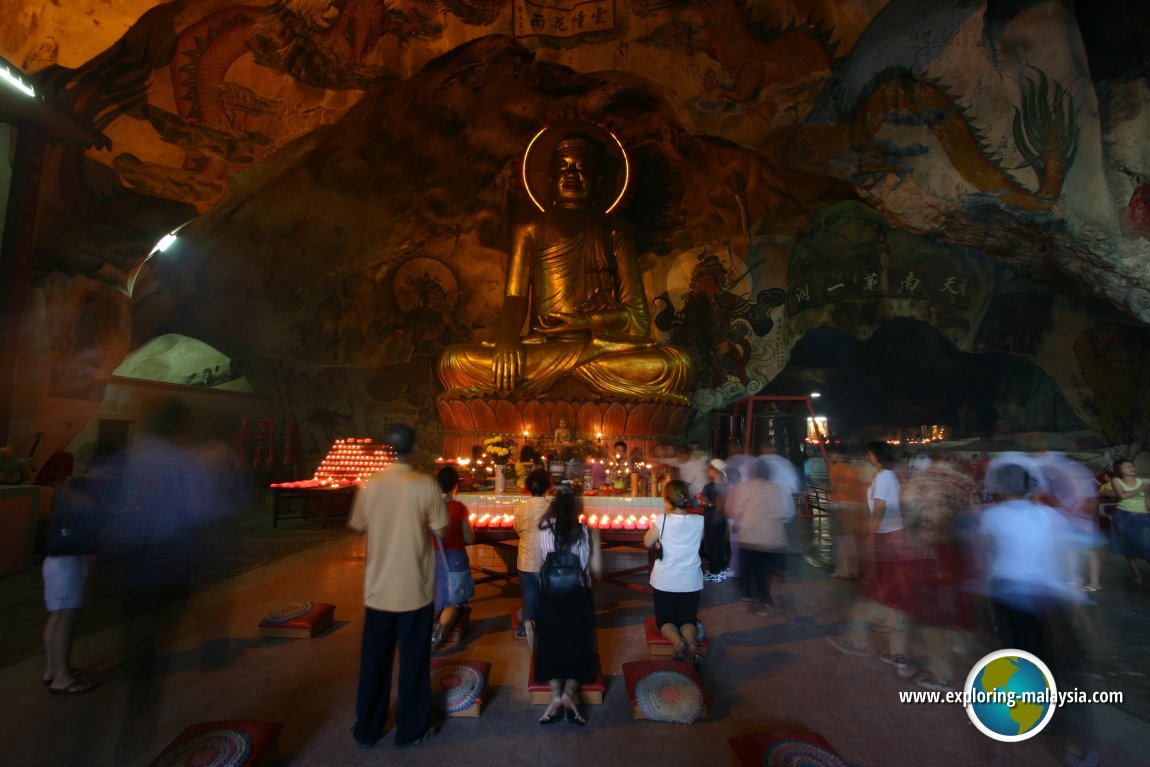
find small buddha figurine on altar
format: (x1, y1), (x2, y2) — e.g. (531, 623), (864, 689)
(553, 418), (573, 449)
(437, 123), (694, 402)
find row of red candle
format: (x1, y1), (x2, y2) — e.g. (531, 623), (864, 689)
(468, 512), (651, 530)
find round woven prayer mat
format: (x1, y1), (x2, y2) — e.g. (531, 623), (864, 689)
(634, 670), (704, 723)
(762, 737), (848, 767)
(264, 601), (313, 624)
(430, 664), (484, 714)
(153, 728), (253, 767)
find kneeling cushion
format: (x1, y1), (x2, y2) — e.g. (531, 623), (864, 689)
(148, 720), (282, 767)
(727, 732), (848, 767)
(430, 659), (490, 717)
(623, 660), (710, 723)
(258, 601), (335, 638)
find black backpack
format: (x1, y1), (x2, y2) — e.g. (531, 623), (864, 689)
(539, 530), (589, 603)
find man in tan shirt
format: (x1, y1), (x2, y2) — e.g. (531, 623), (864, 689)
(348, 424), (447, 749)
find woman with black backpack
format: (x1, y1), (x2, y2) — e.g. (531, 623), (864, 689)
(533, 490), (602, 726)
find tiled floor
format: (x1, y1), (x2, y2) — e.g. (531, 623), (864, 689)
(2, 498), (1149, 767)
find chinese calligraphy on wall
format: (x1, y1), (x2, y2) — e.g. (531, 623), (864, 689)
(786, 266), (975, 315)
(513, 0), (616, 39)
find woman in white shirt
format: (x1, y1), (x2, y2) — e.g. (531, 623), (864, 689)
(644, 480), (705, 664)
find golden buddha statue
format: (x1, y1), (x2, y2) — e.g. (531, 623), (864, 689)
(438, 124), (694, 403)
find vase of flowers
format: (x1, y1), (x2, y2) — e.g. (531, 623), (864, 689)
(484, 435), (515, 493)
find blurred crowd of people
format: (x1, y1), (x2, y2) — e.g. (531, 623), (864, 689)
(28, 409), (1147, 764)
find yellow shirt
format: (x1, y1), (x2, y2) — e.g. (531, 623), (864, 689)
(1114, 477), (1148, 514)
(348, 463), (448, 612)
(514, 495), (551, 573)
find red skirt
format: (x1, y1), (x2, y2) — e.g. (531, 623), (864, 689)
(864, 531), (915, 612)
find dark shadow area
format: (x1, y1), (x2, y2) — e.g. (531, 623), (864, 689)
(769, 318), (1088, 444)
(0, 493), (352, 669)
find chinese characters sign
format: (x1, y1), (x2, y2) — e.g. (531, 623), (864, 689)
(513, 0), (616, 39)
(786, 267), (975, 315)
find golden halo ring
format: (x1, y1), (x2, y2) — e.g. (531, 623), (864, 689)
(521, 120), (630, 214)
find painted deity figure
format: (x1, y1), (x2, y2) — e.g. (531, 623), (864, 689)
(438, 126), (693, 403)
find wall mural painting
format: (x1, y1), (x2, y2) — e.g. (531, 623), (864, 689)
(283, 366), (369, 462)
(366, 257), (470, 441)
(799, 68), (1079, 212)
(46, 279), (129, 402)
(655, 247), (785, 411)
(642, 0), (838, 113)
(170, 1), (444, 181)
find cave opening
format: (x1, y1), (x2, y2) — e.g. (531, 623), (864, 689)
(766, 318), (1089, 448)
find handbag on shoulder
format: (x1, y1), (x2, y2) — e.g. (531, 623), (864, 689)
(651, 513), (667, 561)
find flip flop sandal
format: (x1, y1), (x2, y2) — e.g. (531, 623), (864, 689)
(42, 668), (89, 686)
(49, 680), (99, 696)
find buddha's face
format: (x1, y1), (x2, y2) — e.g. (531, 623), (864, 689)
(552, 140), (597, 205)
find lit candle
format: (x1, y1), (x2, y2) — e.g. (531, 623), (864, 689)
(638, 515), (650, 529)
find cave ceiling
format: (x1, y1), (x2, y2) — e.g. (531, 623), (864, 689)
(4, 0), (1150, 454)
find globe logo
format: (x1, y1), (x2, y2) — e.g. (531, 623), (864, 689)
(965, 649), (1058, 742)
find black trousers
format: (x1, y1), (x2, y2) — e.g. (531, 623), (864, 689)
(354, 602), (434, 746)
(703, 506), (728, 575)
(740, 548), (786, 605)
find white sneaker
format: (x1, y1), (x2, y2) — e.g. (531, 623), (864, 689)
(879, 653), (911, 671)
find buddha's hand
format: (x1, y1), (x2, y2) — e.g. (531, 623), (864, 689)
(492, 340), (525, 393)
(536, 312), (591, 334)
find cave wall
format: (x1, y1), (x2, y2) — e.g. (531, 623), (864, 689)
(2, 0), (1149, 465)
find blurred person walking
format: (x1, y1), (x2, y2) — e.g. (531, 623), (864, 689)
(1036, 452), (1104, 592)
(348, 424), (447, 749)
(900, 454), (976, 691)
(828, 450), (867, 579)
(699, 459), (729, 581)
(977, 453), (1102, 767)
(101, 401), (233, 762)
(727, 459), (793, 615)
(828, 441), (912, 673)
